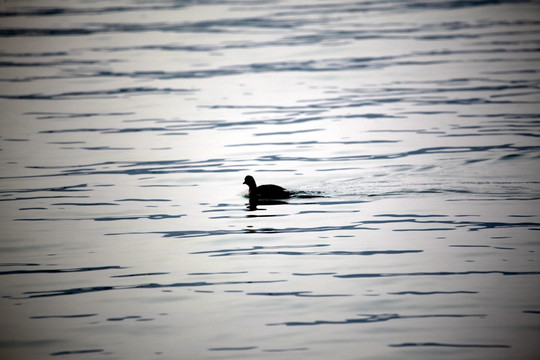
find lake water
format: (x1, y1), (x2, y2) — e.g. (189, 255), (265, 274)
(1, 0), (540, 359)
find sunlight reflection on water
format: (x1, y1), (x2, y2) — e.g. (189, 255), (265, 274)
(1, 0), (540, 359)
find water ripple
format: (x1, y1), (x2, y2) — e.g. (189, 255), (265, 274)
(246, 291), (350, 298)
(388, 291), (478, 296)
(3, 143), (535, 181)
(50, 349), (104, 357)
(334, 271), (540, 279)
(16, 279), (286, 299)
(389, 342), (510, 349)
(0, 265), (125, 276)
(269, 313), (485, 327)
(192, 246), (423, 257)
(31, 314), (97, 319)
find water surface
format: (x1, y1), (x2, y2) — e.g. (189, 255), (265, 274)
(1, 1), (540, 359)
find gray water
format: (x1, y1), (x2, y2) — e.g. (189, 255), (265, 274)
(1, 0), (540, 359)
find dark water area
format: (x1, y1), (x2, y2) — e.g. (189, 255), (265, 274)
(1, 0), (540, 359)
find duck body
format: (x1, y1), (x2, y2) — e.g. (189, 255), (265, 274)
(243, 175), (290, 200)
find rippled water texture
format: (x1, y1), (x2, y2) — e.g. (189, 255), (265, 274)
(1, 0), (540, 359)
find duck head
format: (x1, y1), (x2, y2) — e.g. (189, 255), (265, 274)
(243, 175), (257, 193)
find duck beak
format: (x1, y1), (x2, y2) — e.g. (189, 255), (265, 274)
(243, 180), (246, 184)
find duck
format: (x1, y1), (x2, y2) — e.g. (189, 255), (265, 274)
(243, 175), (290, 200)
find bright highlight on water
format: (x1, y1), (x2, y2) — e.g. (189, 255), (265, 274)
(0, 1), (539, 359)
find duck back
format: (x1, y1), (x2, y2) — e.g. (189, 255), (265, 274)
(255, 184), (290, 199)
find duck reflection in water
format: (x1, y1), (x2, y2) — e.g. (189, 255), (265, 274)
(243, 175), (290, 210)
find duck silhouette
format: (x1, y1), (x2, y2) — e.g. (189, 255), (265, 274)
(243, 175), (290, 200)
